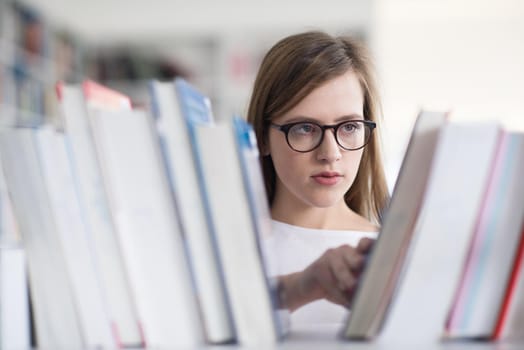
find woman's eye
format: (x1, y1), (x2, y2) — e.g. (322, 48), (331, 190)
(293, 123), (317, 134)
(341, 122), (359, 133)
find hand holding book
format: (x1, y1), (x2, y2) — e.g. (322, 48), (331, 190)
(277, 237), (375, 312)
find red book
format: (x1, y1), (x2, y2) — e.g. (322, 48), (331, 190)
(493, 224), (524, 340)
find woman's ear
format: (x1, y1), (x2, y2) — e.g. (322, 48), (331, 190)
(260, 136), (270, 156)
(261, 143), (270, 156)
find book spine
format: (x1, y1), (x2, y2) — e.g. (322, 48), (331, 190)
(492, 225), (524, 340)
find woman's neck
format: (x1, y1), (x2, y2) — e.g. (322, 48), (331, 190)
(271, 198), (378, 232)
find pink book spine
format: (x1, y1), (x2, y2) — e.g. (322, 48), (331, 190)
(445, 131), (506, 333)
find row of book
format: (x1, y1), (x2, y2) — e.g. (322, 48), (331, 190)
(0, 78), (282, 349)
(343, 111), (524, 343)
(1, 77), (524, 349)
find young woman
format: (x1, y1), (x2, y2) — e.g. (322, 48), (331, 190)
(247, 31), (390, 332)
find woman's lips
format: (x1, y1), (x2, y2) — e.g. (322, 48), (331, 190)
(311, 172), (343, 185)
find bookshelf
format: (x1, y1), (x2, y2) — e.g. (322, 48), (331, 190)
(0, 0), (85, 127)
(4, 86), (523, 349)
(280, 332), (524, 350)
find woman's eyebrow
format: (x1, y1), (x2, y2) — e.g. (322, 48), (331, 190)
(334, 114), (365, 122)
(281, 114), (364, 124)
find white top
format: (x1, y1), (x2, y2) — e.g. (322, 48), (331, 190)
(266, 220), (378, 335)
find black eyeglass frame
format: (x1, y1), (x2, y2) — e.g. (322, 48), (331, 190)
(270, 119), (376, 153)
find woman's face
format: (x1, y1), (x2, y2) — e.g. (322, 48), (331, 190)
(268, 70), (365, 209)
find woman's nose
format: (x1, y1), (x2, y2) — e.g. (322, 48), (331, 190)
(315, 130), (342, 162)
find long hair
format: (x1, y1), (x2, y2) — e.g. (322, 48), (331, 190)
(247, 31), (389, 225)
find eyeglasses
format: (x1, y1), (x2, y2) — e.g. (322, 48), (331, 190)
(270, 119), (376, 153)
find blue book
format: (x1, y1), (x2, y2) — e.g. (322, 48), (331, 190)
(232, 116), (287, 337)
(193, 118), (280, 345)
(149, 78), (235, 344)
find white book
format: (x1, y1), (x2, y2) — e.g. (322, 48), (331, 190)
(149, 79), (234, 343)
(0, 141), (28, 349)
(233, 117), (278, 279)
(0, 245), (30, 349)
(377, 121), (502, 343)
(343, 111), (447, 339)
(194, 120), (279, 346)
(59, 84), (143, 347)
(89, 108), (204, 348)
(233, 117), (286, 335)
(34, 127), (115, 348)
(0, 143), (20, 245)
(0, 128), (84, 349)
(446, 131), (524, 338)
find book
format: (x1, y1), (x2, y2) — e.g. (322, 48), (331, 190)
(342, 111), (448, 339)
(34, 126), (115, 348)
(88, 107), (204, 348)
(232, 116), (285, 334)
(193, 118), (280, 346)
(494, 224), (524, 341)
(0, 142), (19, 245)
(80, 80), (132, 109)
(232, 116), (288, 328)
(149, 78), (235, 344)
(58, 82), (143, 347)
(376, 121), (502, 343)
(232, 116), (277, 277)
(446, 130), (524, 339)
(0, 128), (84, 349)
(0, 244), (31, 349)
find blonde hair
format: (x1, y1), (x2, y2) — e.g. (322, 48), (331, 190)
(247, 31), (389, 224)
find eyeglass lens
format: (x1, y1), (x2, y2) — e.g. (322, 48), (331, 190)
(287, 121), (370, 152)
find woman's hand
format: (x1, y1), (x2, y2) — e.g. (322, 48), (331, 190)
(277, 237), (375, 312)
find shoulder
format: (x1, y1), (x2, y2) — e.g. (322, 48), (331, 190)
(352, 215), (379, 232)
(339, 209), (380, 232)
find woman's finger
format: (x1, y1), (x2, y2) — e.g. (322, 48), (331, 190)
(356, 237), (375, 254)
(326, 284), (353, 307)
(329, 254), (358, 291)
(337, 244), (365, 272)
(343, 252), (365, 273)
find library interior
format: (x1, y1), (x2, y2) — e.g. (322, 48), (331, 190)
(1, 0), (524, 349)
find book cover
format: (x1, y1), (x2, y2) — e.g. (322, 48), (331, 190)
(35, 126), (115, 348)
(58, 82), (143, 347)
(377, 121), (502, 343)
(493, 223), (524, 341)
(193, 119), (280, 345)
(0, 128), (84, 349)
(89, 108), (204, 348)
(446, 131), (524, 338)
(149, 79), (235, 344)
(342, 111), (448, 339)
(0, 245), (31, 349)
(232, 116), (286, 336)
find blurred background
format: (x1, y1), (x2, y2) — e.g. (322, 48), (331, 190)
(1, 0), (523, 186)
